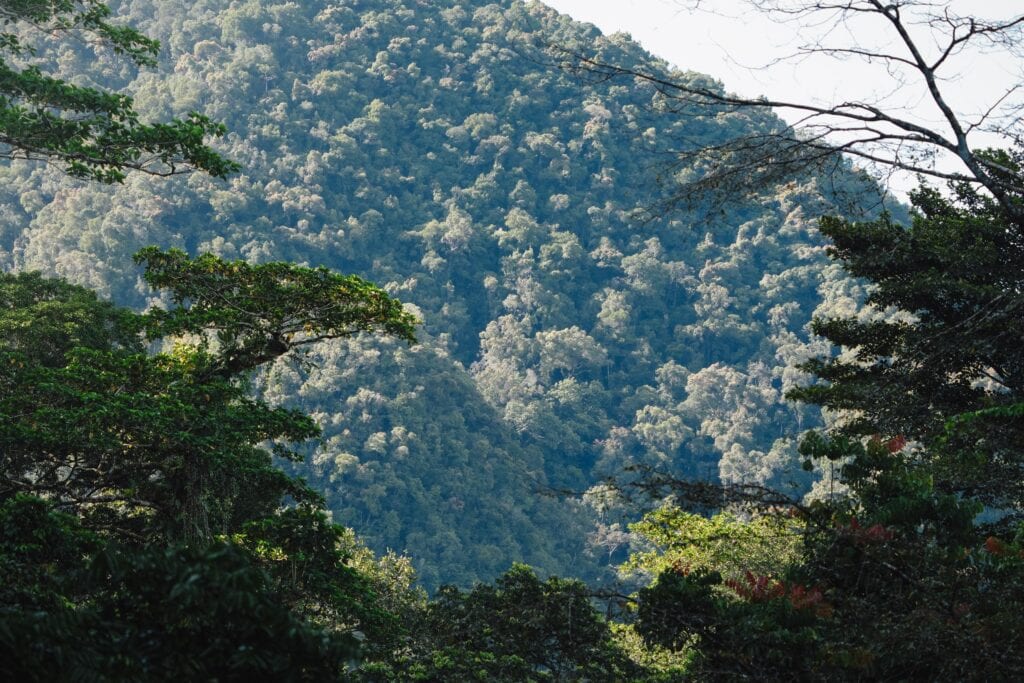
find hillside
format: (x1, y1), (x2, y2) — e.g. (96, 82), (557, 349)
(0, 0), (888, 589)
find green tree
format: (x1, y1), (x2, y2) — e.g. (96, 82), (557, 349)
(0, 496), (354, 682)
(623, 507), (802, 584)
(783, 161), (1024, 677)
(634, 562), (831, 681)
(375, 564), (636, 682)
(613, 155), (1024, 679)
(0, 249), (415, 543)
(791, 163), (1024, 514)
(0, 249), (418, 678)
(0, 0), (237, 181)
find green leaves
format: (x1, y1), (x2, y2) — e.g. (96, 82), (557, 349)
(136, 247), (418, 375)
(0, 1), (237, 181)
(1, 343), (316, 542)
(1, 248), (422, 677)
(620, 164), (1024, 678)
(0, 526), (355, 682)
(777, 167), (1024, 676)
(85, 541), (355, 680)
(797, 173), (1024, 511)
(409, 564), (635, 682)
(0, 1), (158, 65)
(625, 507), (803, 576)
(1, 249), (416, 544)
(0, 270), (142, 366)
(635, 564), (826, 678)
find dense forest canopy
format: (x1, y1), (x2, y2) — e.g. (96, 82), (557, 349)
(4, 0), (1024, 679)
(0, 0), (891, 589)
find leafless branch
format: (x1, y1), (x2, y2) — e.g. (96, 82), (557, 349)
(554, 0), (1024, 217)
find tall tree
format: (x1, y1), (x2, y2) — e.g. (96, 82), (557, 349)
(0, 248), (416, 543)
(0, 250), (417, 677)
(623, 165), (1024, 679)
(791, 159), (1024, 514)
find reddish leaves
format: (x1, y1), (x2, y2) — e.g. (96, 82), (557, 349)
(839, 517), (895, 544)
(725, 571), (832, 618)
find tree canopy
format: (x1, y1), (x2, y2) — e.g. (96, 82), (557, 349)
(0, 0), (237, 181)
(0, 249), (417, 678)
(4, 0), (1024, 679)
(0, 0), (894, 588)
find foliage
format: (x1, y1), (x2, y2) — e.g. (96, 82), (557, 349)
(0, 251), (416, 677)
(617, 506), (810, 679)
(606, 622), (692, 682)
(636, 565), (829, 680)
(0, 494), (99, 611)
(621, 167), (1024, 679)
(623, 507), (803, 582)
(792, 172), (1024, 515)
(0, 270), (142, 365)
(786, 170), (1024, 677)
(0, 501), (354, 682)
(0, 0), (892, 587)
(374, 564), (636, 682)
(234, 506), (411, 652)
(84, 541), (354, 681)
(0, 0), (238, 181)
(0, 250), (414, 544)
(137, 246), (418, 375)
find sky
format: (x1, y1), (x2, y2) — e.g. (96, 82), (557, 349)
(541, 0), (1024, 198)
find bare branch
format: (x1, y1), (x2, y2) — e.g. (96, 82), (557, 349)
(556, 1), (1024, 217)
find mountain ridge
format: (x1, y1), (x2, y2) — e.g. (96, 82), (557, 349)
(0, 0), (887, 588)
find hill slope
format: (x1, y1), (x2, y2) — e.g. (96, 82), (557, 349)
(0, 0), (887, 588)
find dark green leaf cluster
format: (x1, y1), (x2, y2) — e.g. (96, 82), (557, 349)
(792, 175), (1024, 514)
(368, 564), (635, 682)
(0, 270), (142, 365)
(0, 497), (354, 682)
(0, 0), (237, 180)
(0, 249), (418, 678)
(636, 566), (824, 681)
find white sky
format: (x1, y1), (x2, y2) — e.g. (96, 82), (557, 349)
(541, 0), (1024, 198)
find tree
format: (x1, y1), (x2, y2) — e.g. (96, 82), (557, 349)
(560, 1), (1024, 218)
(0, 0), (237, 181)
(0, 5), (425, 677)
(0, 249), (416, 543)
(380, 564), (636, 682)
(136, 247), (417, 376)
(635, 564), (831, 680)
(0, 496), (355, 682)
(552, 5), (1024, 674)
(786, 164), (1024, 675)
(623, 507), (803, 583)
(616, 166), (1024, 678)
(0, 249), (418, 677)
(791, 170), (1024, 514)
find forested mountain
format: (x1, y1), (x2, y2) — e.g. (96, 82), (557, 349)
(0, 0), (890, 589)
